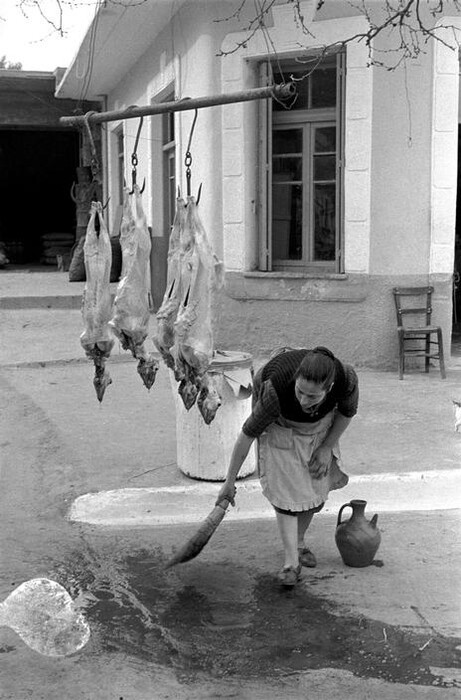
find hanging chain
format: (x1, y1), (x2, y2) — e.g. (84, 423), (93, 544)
(184, 109), (198, 197)
(83, 110), (101, 183)
(184, 151), (192, 196)
(130, 115), (144, 193)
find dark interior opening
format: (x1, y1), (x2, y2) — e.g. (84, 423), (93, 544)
(452, 124), (461, 355)
(0, 129), (79, 265)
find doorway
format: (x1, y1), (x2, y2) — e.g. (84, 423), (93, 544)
(0, 129), (79, 266)
(452, 125), (461, 356)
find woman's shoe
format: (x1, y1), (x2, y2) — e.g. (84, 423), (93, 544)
(277, 564), (302, 587)
(298, 547), (317, 568)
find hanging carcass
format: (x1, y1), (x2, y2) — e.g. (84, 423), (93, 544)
(197, 371), (222, 425)
(153, 196), (186, 370)
(109, 186), (159, 390)
(174, 196), (224, 420)
(80, 202), (114, 402)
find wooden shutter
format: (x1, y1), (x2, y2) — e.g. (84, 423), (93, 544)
(336, 50), (346, 273)
(258, 62), (272, 271)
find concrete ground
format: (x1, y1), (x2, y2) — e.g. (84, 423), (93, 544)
(0, 268), (460, 699)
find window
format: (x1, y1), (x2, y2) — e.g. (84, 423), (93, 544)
(260, 52), (345, 273)
(116, 127), (124, 205)
(162, 104), (176, 235)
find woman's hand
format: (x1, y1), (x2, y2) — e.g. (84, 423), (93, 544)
(215, 481), (237, 507)
(215, 432), (255, 507)
(308, 445), (332, 479)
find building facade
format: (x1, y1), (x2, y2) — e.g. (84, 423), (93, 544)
(0, 69), (99, 265)
(56, 0), (461, 368)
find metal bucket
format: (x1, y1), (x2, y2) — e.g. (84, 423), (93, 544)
(171, 351), (256, 481)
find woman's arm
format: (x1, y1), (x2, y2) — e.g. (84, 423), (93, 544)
(323, 413), (352, 448)
(216, 431), (255, 505)
(308, 413), (353, 478)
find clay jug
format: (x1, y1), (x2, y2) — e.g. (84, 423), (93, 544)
(335, 499), (381, 567)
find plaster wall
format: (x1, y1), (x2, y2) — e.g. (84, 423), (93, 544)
(104, 1), (240, 261)
(369, 54), (433, 276)
(215, 6), (458, 366)
(217, 273), (452, 370)
(220, 7), (374, 275)
(98, 1), (458, 368)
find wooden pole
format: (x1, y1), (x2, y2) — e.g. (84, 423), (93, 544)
(59, 83), (296, 127)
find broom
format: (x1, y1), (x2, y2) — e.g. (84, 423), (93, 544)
(165, 496), (232, 569)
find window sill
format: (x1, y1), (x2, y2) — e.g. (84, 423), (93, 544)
(243, 271), (347, 280)
(225, 270), (368, 302)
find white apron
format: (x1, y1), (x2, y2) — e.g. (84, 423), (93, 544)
(258, 411), (349, 512)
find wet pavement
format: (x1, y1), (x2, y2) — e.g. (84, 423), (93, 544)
(0, 269), (460, 699)
(2, 505), (460, 699)
(50, 522), (460, 688)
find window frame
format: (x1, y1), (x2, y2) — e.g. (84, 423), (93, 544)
(116, 126), (125, 206)
(259, 50), (346, 274)
(162, 102), (176, 237)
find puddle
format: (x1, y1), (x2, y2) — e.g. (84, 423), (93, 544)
(202, 602), (252, 631)
(50, 547), (461, 688)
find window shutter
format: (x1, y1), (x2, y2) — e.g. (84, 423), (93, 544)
(258, 62), (272, 271)
(336, 51), (346, 273)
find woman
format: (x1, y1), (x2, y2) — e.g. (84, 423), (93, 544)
(217, 346), (358, 587)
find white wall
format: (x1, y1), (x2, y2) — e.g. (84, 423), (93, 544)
(220, 7), (373, 275)
(104, 1), (240, 262)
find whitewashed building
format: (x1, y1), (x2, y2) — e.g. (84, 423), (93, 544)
(56, 0), (461, 369)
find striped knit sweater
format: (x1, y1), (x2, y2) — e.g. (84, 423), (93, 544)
(242, 349), (358, 438)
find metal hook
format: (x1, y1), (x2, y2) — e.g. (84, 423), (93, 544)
(196, 183), (203, 206)
(184, 108), (198, 197)
(82, 110), (101, 183)
(186, 109), (198, 154)
(129, 116), (145, 195)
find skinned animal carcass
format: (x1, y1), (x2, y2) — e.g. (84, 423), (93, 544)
(109, 186), (159, 390)
(153, 196), (186, 370)
(197, 372), (222, 425)
(174, 196), (224, 415)
(80, 202), (114, 402)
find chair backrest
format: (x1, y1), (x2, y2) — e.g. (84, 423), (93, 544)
(392, 286), (433, 328)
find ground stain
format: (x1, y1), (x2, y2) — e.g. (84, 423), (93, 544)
(52, 548), (461, 688)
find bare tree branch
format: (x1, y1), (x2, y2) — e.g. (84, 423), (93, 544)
(8, 0), (461, 71)
(216, 0), (461, 70)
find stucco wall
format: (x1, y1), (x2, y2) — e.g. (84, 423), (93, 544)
(217, 273), (452, 370)
(104, 1), (242, 261)
(214, 7), (457, 367)
(369, 55), (433, 276)
(100, 1), (457, 369)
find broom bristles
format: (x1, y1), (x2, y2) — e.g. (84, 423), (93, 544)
(165, 499), (230, 568)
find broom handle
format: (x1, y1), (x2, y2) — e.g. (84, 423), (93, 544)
(216, 496), (231, 511)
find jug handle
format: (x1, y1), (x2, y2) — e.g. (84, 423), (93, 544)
(337, 502), (352, 527)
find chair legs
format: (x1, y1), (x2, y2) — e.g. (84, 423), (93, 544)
(397, 330), (446, 379)
(398, 330), (405, 380)
(437, 328), (446, 379)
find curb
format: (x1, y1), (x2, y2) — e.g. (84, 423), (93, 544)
(68, 469), (461, 527)
(0, 294), (119, 310)
(0, 295), (84, 310)
(0, 352), (161, 370)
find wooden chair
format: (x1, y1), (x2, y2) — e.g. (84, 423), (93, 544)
(392, 286), (446, 380)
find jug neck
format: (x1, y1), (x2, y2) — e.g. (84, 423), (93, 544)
(349, 499), (367, 517)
